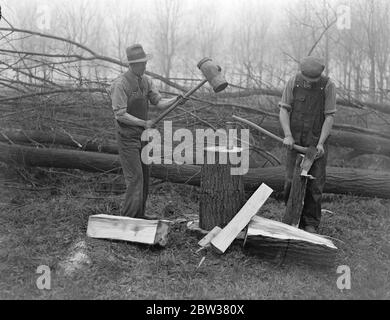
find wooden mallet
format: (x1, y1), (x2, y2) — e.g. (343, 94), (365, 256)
(151, 58), (228, 126)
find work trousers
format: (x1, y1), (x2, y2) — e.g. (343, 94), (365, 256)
(283, 145), (328, 229)
(116, 127), (149, 218)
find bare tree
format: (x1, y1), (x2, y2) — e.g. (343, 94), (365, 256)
(150, 0), (184, 82)
(231, 0), (271, 88)
(193, 0), (222, 59)
(373, 1), (390, 103)
(106, 0), (140, 68)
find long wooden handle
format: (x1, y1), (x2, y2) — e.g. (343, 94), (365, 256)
(232, 115), (307, 154)
(151, 79), (208, 126)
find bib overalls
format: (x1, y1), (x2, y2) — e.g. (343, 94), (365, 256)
(116, 71), (151, 218)
(284, 74), (329, 229)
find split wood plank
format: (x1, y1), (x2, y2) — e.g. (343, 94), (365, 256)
(198, 226), (222, 247)
(87, 214), (170, 246)
(282, 147), (318, 227)
(210, 183), (273, 253)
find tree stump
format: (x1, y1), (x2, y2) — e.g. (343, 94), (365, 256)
(199, 145), (246, 231)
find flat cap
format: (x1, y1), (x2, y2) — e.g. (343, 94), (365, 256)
(300, 56), (325, 82)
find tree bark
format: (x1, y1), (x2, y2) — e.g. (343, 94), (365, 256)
(0, 129), (117, 153)
(211, 88), (390, 115)
(2, 126), (390, 158)
(1, 143), (390, 199)
(245, 216), (337, 267)
(199, 149), (245, 230)
(256, 122), (390, 158)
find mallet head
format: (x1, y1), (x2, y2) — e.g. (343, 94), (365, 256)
(197, 58), (229, 93)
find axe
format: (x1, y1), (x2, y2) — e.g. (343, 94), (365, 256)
(232, 115), (309, 154)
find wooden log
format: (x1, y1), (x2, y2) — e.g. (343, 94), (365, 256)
(283, 147), (318, 227)
(210, 183), (273, 254)
(248, 215), (336, 249)
(244, 215), (337, 266)
(245, 239), (337, 267)
(344, 150), (366, 161)
(234, 118), (390, 158)
(0, 129), (118, 153)
(189, 215), (337, 267)
(199, 146), (246, 230)
(1, 143), (390, 199)
(208, 87), (390, 116)
(86, 214), (170, 246)
(2, 125), (390, 158)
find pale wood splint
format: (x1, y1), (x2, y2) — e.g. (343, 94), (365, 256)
(87, 214), (170, 246)
(210, 183), (273, 253)
(198, 226), (222, 248)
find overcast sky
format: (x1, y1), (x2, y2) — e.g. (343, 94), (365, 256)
(0, 0), (288, 26)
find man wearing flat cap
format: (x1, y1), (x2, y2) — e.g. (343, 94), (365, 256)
(279, 56), (337, 233)
(110, 44), (182, 219)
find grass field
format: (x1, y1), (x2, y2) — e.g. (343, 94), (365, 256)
(1, 163), (389, 300)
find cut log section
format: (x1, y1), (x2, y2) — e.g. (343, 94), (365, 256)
(210, 183), (273, 254)
(1, 143), (390, 199)
(86, 214), (170, 246)
(245, 215), (337, 266)
(199, 145), (246, 230)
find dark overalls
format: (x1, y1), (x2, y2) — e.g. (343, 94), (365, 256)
(116, 71), (150, 218)
(284, 74), (329, 229)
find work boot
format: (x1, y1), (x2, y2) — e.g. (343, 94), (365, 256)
(304, 225), (317, 234)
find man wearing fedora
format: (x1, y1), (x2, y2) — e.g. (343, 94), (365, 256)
(110, 44), (183, 219)
(279, 56), (337, 233)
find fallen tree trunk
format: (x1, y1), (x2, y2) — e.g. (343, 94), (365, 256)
(2, 126), (390, 158)
(1, 143), (390, 199)
(258, 122), (390, 158)
(201, 98), (390, 139)
(212, 88), (390, 116)
(0, 129), (117, 153)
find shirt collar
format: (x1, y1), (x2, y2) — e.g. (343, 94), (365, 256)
(129, 68), (143, 81)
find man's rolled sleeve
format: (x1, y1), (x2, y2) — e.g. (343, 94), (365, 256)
(110, 78), (128, 118)
(324, 80), (337, 115)
(278, 76), (296, 112)
(147, 78), (162, 105)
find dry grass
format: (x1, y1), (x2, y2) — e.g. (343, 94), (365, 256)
(1, 164), (389, 300)
(1, 80), (389, 300)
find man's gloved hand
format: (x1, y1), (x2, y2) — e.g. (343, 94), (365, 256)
(283, 135), (295, 150)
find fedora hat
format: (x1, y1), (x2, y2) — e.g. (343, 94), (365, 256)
(126, 44), (153, 64)
(300, 56), (325, 82)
